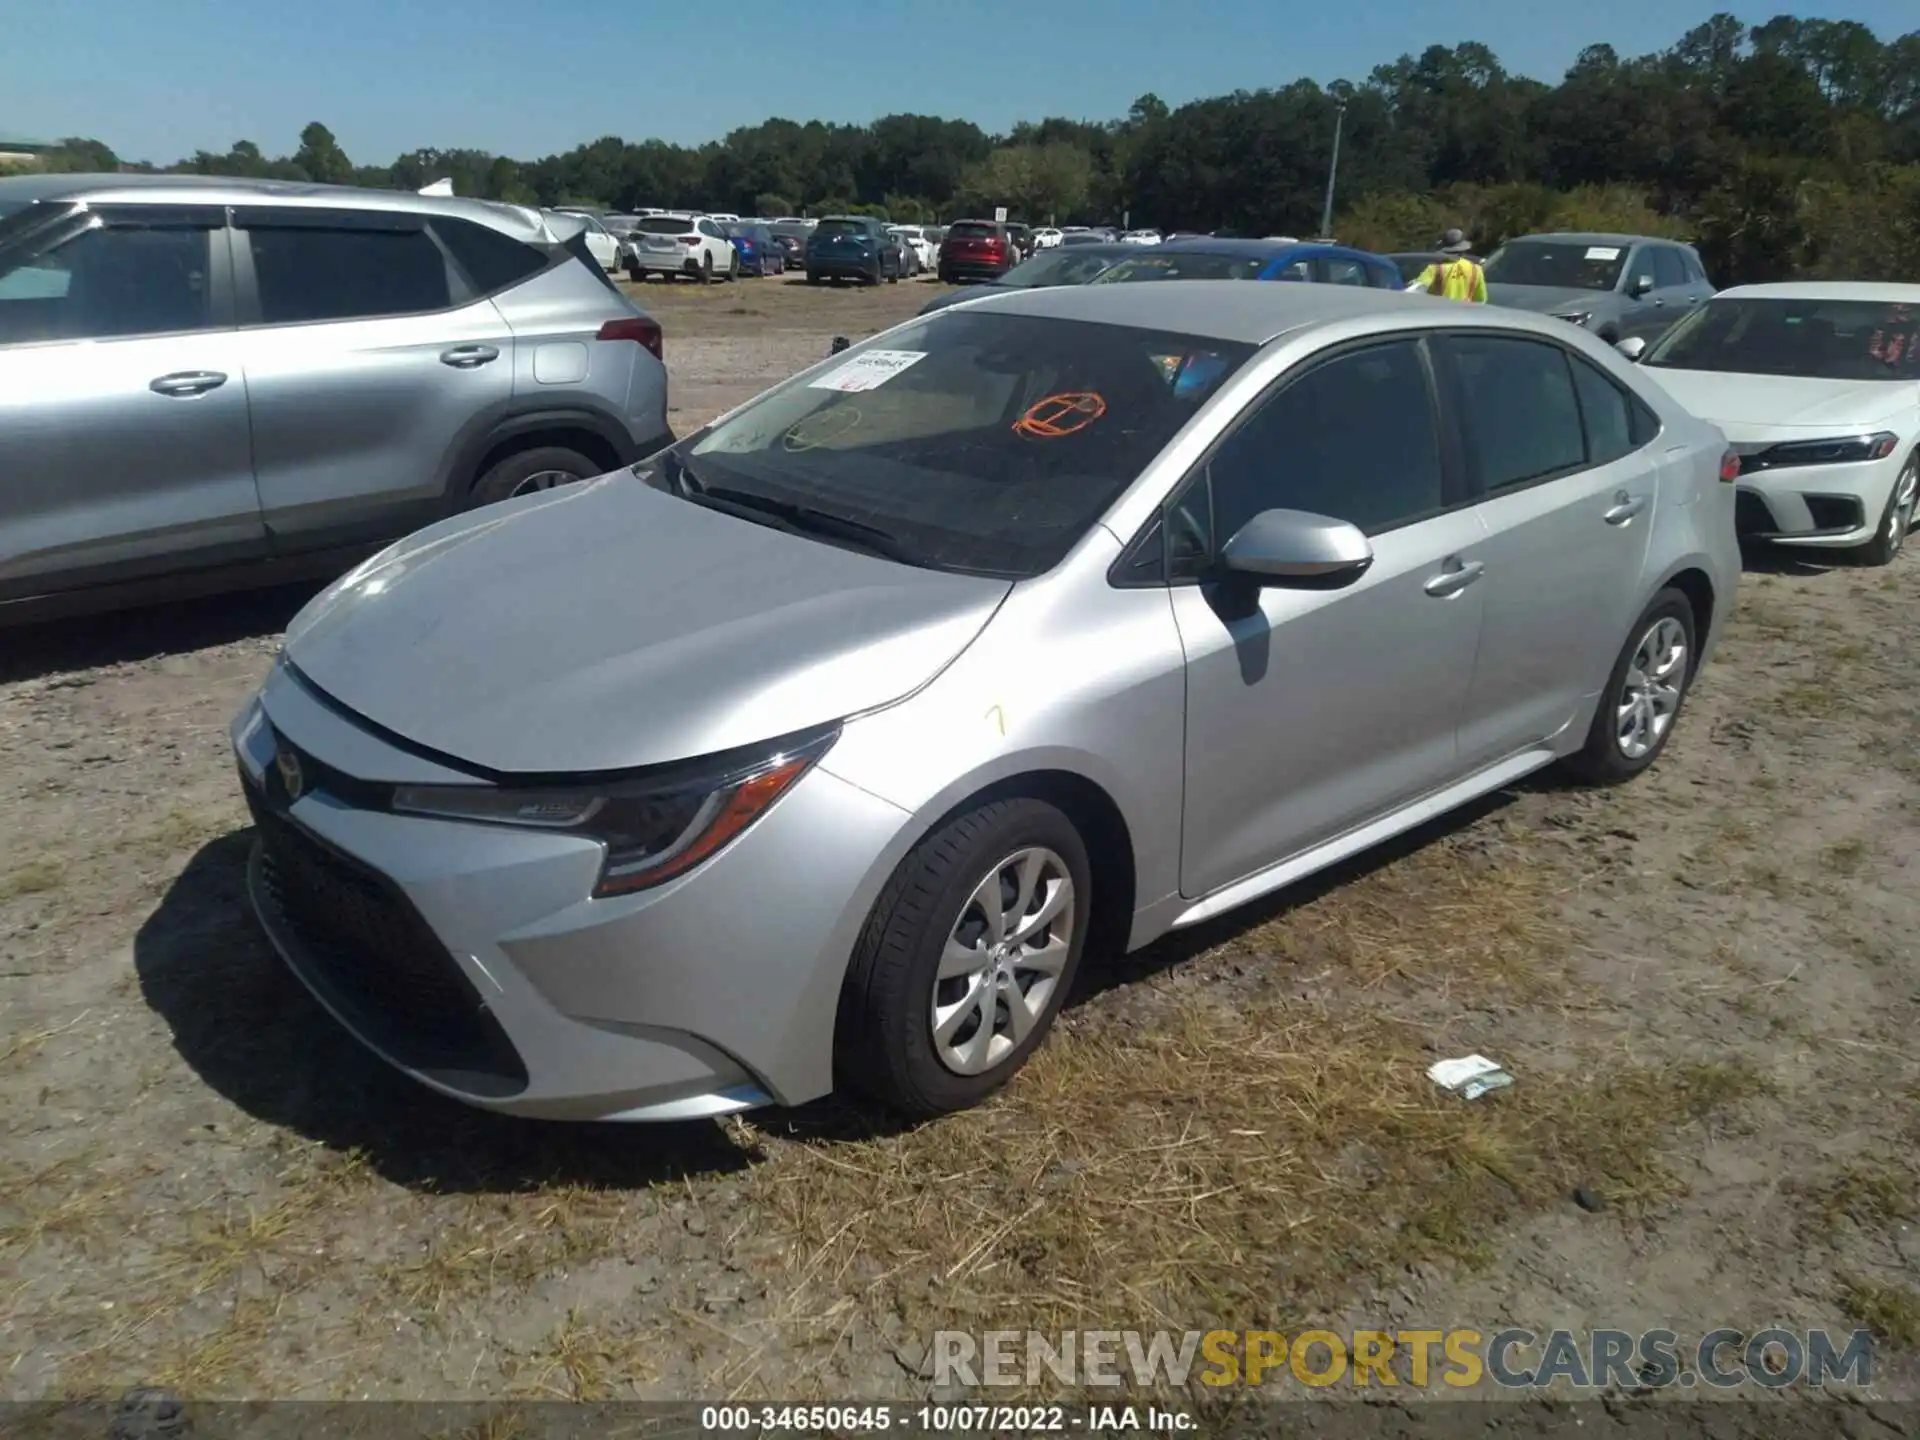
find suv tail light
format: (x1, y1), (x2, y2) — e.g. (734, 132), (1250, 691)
(1719, 447), (1740, 483)
(679, 234), (701, 246)
(598, 317), (663, 361)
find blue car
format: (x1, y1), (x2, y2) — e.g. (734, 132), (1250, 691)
(1093, 237), (1405, 288)
(725, 222), (784, 277)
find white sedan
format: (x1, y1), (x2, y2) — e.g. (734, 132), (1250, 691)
(1031, 227), (1063, 249)
(888, 226), (935, 275)
(1635, 282), (1920, 565)
(550, 209), (624, 271)
(1121, 229), (1162, 246)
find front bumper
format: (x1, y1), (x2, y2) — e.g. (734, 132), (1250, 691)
(231, 667), (911, 1120)
(1732, 455), (1899, 547)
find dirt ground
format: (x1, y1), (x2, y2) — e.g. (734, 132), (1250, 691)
(1, 271), (1916, 1417)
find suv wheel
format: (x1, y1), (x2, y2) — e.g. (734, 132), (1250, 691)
(836, 797), (1092, 1117)
(806, 269), (822, 285)
(468, 446), (600, 510)
(1853, 454), (1917, 567)
(725, 251), (739, 282)
(1564, 589), (1697, 785)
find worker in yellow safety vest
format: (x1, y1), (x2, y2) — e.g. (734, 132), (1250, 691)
(1407, 229), (1487, 302)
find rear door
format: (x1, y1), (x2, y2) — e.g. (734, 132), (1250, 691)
(1436, 332), (1662, 767)
(0, 202), (262, 601)
(231, 205), (515, 554)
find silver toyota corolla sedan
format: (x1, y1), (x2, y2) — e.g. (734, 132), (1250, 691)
(231, 283), (1740, 1122)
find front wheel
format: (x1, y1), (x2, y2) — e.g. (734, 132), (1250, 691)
(1563, 589), (1697, 785)
(836, 797), (1092, 1117)
(725, 252), (739, 282)
(1853, 455), (1916, 567)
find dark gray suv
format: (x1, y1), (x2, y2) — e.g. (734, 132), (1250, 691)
(0, 174), (671, 623)
(1483, 232), (1715, 346)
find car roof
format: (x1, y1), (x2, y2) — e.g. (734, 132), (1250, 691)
(1032, 243), (1136, 257)
(0, 170), (563, 244)
(1506, 231), (1688, 248)
(1147, 237), (1389, 264)
(952, 278), (1467, 343)
(1712, 280), (1920, 303)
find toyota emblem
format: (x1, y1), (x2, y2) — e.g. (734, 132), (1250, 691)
(275, 747), (304, 802)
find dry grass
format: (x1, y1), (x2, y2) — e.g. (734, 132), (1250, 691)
(0, 858), (65, 900)
(733, 843), (1764, 1398)
(1839, 1278), (1920, 1348)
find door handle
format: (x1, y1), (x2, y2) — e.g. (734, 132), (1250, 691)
(440, 344), (500, 369)
(1605, 492), (1649, 525)
(149, 370), (227, 397)
(1424, 558), (1484, 597)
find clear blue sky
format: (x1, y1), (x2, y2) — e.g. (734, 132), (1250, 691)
(7, 0), (1911, 166)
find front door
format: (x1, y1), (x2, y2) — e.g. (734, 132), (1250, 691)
(1170, 338), (1486, 899)
(231, 206), (513, 553)
(0, 205), (262, 601)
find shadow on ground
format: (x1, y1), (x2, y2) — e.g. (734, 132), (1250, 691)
(0, 583), (322, 685)
(133, 831), (754, 1195)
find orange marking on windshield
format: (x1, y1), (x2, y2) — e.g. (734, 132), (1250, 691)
(1013, 392), (1107, 439)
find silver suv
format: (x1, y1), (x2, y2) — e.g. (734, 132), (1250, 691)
(0, 174), (671, 623)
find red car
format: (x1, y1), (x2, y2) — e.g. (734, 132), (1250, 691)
(937, 220), (1016, 284)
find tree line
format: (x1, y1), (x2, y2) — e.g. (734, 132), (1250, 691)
(21, 12), (1920, 285)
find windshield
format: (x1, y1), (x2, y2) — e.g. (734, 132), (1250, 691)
(679, 311), (1254, 578)
(1483, 240), (1627, 291)
(1645, 297), (1920, 382)
(1001, 249), (1123, 288)
(1094, 251), (1267, 283)
(635, 216), (694, 235)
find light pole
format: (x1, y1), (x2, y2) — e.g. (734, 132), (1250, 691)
(1319, 96), (1347, 240)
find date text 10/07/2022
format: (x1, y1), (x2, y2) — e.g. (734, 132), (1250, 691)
(700, 1403), (1198, 1433)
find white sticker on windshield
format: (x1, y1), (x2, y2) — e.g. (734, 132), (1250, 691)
(809, 349), (927, 393)
(1585, 246), (1622, 261)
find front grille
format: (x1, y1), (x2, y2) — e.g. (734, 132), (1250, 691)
(1734, 490), (1776, 535)
(247, 787), (527, 1096)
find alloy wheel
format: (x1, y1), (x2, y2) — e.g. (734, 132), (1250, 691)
(1615, 616), (1688, 760)
(507, 469), (578, 499)
(930, 847), (1075, 1076)
(1888, 459), (1917, 555)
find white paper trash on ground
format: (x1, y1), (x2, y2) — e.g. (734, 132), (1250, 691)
(1428, 1054), (1515, 1100)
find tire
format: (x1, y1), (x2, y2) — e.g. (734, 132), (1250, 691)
(1563, 588), (1698, 785)
(699, 253), (714, 285)
(466, 445), (600, 510)
(886, 259), (899, 285)
(1852, 454), (1917, 567)
(938, 267), (954, 285)
(836, 797), (1092, 1117)
(625, 263), (642, 284)
(807, 269), (822, 285)
(725, 252), (739, 282)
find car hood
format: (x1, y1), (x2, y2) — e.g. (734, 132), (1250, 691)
(1642, 369), (1913, 435)
(281, 475), (1011, 775)
(1487, 284), (1618, 314)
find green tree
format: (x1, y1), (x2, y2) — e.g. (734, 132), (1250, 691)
(293, 122), (352, 184)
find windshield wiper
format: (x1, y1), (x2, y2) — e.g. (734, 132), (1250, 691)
(692, 484), (926, 567)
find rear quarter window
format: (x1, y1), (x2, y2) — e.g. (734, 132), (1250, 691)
(433, 218), (548, 294)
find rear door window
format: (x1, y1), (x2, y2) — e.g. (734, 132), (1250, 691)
(1438, 335), (1587, 492)
(1320, 257), (1370, 286)
(243, 214), (453, 324)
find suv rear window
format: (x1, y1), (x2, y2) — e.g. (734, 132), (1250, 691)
(635, 217), (694, 235)
(814, 219), (864, 237)
(433, 217), (547, 294)
(948, 223), (996, 239)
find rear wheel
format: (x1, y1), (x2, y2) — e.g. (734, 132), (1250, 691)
(725, 251), (739, 282)
(467, 445), (599, 510)
(1853, 455), (1916, 567)
(698, 253), (714, 285)
(1564, 589), (1697, 785)
(836, 797), (1092, 1117)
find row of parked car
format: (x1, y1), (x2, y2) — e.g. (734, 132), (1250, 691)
(4, 172), (1914, 1132)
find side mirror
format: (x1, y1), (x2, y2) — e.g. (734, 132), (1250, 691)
(1218, 508), (1374, 588)
(1614, 336), (1647, 363)
(1629, 273), (1654, 298)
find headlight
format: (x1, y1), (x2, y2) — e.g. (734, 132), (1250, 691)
(1747, 432), (1899, 469)
(1555, 311), (1592, 327)
(391, 726), (837, 897)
